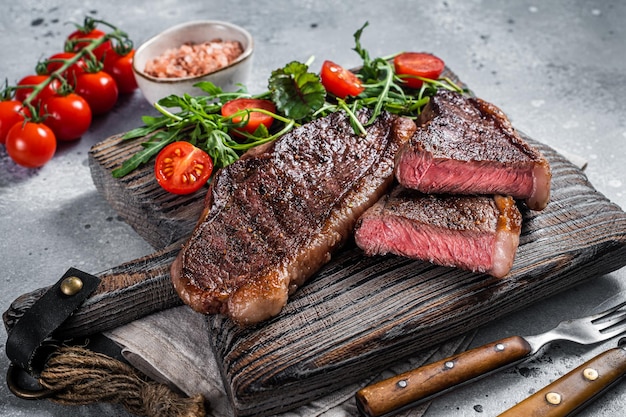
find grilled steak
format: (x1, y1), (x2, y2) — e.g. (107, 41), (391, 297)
(395, 90), (551, 210)
(354, 188), (522, 278)
(171, 110), (416, 325)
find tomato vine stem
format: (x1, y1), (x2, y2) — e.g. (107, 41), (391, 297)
(7, 19), (133, 120)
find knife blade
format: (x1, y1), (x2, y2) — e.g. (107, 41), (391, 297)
(497, 337), (626, 417)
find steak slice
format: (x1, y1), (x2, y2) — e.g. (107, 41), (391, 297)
(171, 110), (416, 325)
(354, 187), (522, 278)
(395, 90), (551, 210)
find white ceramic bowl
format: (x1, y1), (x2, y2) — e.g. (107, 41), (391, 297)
(132, 20), (254, 105)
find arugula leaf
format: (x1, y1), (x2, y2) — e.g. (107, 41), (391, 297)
(353, 22), (373, 73)
(268, 61), (326, 121)
(111, 130), (178, 178)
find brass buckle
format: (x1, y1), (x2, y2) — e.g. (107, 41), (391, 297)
(6, 363), (55, 400)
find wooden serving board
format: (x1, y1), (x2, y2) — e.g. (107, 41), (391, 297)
(83, 61), (626, 415)
(87, 128), (626, 416)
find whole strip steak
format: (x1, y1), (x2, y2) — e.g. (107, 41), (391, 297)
(354, 187), (522, 278)
(171, 110), (416, 325)
(395, 90), (551, 211)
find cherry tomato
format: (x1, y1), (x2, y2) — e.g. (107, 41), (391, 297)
(75, 71), (119, 115)
(14, 75), (60, 106)
(320, 60), (365, 99)
(0, 100), (28, 145)
(393, 52), (445, 89)
(221, 98), (276, 136)
(45, 52), (86, 82)
(154, 141), (214, 195)
(43, 93), (92, 141)
(5, 121), (56, 168)
(68, 28), (112, 61)
(103, 49), (138, 94)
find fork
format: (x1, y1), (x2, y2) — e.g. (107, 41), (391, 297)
(355, 301), (626, 417)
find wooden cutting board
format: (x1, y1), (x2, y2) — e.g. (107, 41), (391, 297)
(87, 91), (626, 415)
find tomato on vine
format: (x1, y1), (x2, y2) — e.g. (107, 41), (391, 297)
(103, 49), (138, 94)
(0, 100), (28, 145)
(14, 75), (60, 105)
(154, 141), (214, 195)
(75, 70), (119, 115)
(221, 98), (276, 136)
(45, 52), (87, 82)
(5, 121), (56, 168)
(43, 93), (92, 141)
(320, 60), (364, 99)
(68, 26), (112, 61)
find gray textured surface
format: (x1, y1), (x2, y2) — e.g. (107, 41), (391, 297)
(1, 1), (625, 416)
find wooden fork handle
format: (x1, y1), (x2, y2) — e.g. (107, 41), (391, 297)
(355, 335), (532, 417)
(497, 346), (626, 417)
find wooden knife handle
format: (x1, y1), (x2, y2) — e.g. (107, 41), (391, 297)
(497, 347), (626, 417)
(355, 335), (532, 417)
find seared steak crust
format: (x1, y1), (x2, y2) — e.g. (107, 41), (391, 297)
(354, 188), (522, 278)
(395, 90), (551, 210)
(171, 110), (416, 324)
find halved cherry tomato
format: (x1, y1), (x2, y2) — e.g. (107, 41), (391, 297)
(103, 49), (138, 94)
(45, 52), (87, 82)
(154, 141), (214, 195)
(75, 70), (119, 115)
(14, 75), (60, 106)
(320, 60), (364, 99)
(43, 93), (92, 141)
(0, 100), (28, 145)
(393, 52), (445, 89)
(221, 98), (276, 136)
(5, 121), (56, 168)
(68, 28), (112, 61)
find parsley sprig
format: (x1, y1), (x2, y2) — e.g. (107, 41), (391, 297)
(112, 22), (463, 178)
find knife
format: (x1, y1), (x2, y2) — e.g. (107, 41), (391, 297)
(497, 337), (626, 417)
(355, 301), (626, 417)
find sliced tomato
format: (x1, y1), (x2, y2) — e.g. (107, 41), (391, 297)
(393, 52), (445, 89)
(320, 60), (364, 99)
(154, 141), (214, 195)
(221, 98), (276, 136)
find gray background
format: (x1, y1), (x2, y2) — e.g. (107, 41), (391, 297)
(1, 0), (625, 416)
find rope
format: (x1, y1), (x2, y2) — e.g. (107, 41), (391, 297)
(38, 346), (206, 417)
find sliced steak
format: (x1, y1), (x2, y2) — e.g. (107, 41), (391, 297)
(354, 187), (522, 278)
(395, 90), (551, 210)
(171, 111), (416, 325)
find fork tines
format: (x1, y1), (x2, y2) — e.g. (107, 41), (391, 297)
(593, 300), (626, 335)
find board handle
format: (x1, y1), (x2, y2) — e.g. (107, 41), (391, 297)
(3, 242), (183, 338)
(355, 335), (532, 417)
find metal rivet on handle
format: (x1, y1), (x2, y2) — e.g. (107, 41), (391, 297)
(583, 368), (599, 381)
(495, 343), (505, 352)
(60, 276), (83, 296)
(444, 361), (455, 369)
(397, 380), (407, 388)
(545, 392), (562, 405)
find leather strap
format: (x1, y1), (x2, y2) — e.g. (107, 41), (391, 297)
(5, 267), (101, 377)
